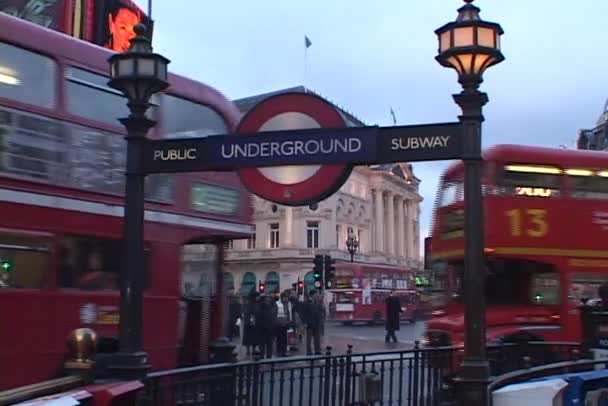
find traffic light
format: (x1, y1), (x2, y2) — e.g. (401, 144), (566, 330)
(297, 280), (304, 295)
(324, 255), (336, 289)
(313, 255), (324, 289)
(1, 260), (11, 272)
(258, 280), (265, 293)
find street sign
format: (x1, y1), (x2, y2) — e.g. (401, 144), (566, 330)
(140, 123), (462, 174)
(235, 92), (353, 206)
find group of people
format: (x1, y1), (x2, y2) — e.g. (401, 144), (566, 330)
(228, 288), (326, 358)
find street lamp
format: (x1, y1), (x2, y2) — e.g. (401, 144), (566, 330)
(435, 1), (504, 405)
(107, 23), (170, 379)
(345, 232), (359, 262)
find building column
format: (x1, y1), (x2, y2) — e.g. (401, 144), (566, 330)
(386, 192), (395, 255)
(406, 201), (415, 258)
(396, 196), (405, 257)
(373, 188), (384, 252)
(284, 207), (294, 247)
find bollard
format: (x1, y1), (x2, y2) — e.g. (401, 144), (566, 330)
(64, 328), (97, 381)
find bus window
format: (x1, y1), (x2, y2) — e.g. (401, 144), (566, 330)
(439, 180), (463, 207)
(0, 231), (51, 289)
(163, 95), (227, 139)
(497, 164), (561, 197)
(568, 170), (608, 199)
(65, 67), (159, 125)
(59, 236), (150, 291)
(0, 42), (56, 108)
(568, 274), (608, 304)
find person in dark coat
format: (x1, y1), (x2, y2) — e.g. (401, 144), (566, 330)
(302, 290), (324, 355)
(242, 291), (259, 356)
(256, 294), (278, 358)
(385, 290), (402, 344)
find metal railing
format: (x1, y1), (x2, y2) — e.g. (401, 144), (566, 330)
(142, 341), (584, 406)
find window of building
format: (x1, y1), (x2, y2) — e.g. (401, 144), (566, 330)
(307, 221), (319, 248)
(59, 235), (150, 291)
(163, 95), (226, 139)
(0, 42), (56, 108)
(223, 272), (235, 292)
(247, 227), (256, 249)
(265, 271), (280, 294)
(240, 272), (256, 296)
(269, 223), (280, 248)
(0, 231), (51, 289)
(336, 225), (341, 247)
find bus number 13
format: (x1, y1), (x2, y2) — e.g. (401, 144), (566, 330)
(506, 209), (549, 238)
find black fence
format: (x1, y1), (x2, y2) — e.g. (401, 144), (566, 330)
(142, 341), (583, 406)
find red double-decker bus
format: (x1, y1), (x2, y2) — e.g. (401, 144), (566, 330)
(425, 144), (608, 351)
(327, 262), (418, 325)
(0, 13), (252, 390)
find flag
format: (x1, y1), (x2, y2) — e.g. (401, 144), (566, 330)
(305, 35), (312, 49)
(390, 107), (397, 125)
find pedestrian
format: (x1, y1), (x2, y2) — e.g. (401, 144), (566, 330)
(256, 294), (277, 359)
(597, 283), (608, 308)
(242, 291), (259, 356)
(304, 290), (324, 355)
(275, 292), (292, 356)
(227, 293), (242, 341)
(385, 290), (402, 344)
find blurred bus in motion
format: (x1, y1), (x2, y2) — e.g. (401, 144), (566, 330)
(0, 13), (252, 390)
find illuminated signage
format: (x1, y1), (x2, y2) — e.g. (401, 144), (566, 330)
(515, 187), (552, 197)
(94, 0), (152, 51)
(191, 183), (240, 215)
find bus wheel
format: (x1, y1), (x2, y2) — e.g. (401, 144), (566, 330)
(372, 311), (383, 325)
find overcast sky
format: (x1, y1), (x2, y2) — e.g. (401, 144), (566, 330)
(133, 0), (608, 245)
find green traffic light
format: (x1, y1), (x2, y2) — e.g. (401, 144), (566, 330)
(1, 261), (10, 271)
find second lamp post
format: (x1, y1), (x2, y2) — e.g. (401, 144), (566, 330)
(435, 0), (504, 405)
(345, 233), (359, 262)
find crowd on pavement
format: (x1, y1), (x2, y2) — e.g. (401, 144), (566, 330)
(227, 288), (327, 358)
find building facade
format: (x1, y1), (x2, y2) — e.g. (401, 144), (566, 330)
(223, 87), (423, 296)
(577, 99), (608, 151)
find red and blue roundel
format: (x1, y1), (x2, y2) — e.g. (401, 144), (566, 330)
(236, 92), (353, 206)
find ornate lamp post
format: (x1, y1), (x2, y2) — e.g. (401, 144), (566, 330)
(107, 23), (170, 379)
(435, 1), (504, 404)
(345, 232), (359, 262)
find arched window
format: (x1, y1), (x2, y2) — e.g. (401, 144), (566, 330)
(223, 272), (234, 292)
(240, 272), (256, 296)
(304, 271), (315, 295)
(265, 271), (280, 294)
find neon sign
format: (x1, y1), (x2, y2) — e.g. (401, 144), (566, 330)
(106, 7), (141, 52)
(515, 187), (552, 197)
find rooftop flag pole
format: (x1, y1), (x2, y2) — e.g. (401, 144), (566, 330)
(304, 35), (312, 93)
(390, 107), (397, 125)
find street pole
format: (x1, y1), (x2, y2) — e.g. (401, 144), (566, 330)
(434, 2), (504, 404)
(113, 113), (155, 375)
(454, 82), (490, 405)
(107, 23), (170, 379)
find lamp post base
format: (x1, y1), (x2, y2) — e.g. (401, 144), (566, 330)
(455, 360), (491, 406)
(98, 351), (151, 381)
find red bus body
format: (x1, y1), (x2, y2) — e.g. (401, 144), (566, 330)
(426, 144), (608, 351)
(0, 14), (252, 390)
(327, 262), (418, 325)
